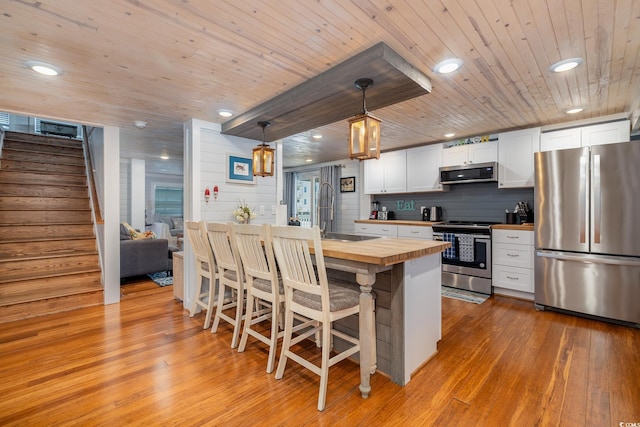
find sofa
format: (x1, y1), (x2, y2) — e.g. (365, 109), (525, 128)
(120, 224), (173, 279)
(154, 215), (184, 237)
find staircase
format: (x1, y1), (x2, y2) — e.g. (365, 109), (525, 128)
(0, 131), (103, 323)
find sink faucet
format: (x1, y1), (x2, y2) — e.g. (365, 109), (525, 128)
(317, 182), (334, 234)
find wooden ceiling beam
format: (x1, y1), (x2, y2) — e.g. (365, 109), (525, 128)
(220, 42), (432, 142)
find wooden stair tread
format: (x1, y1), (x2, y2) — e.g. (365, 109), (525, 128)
(0, 236), (96, 243)
(3, 145), (84, 157)
(0, 251), (100, 263)
(0, 210), (92, 225)
(1, 149), (86, 166)
(0, 172), (88, 186)
(0, 183), (92, 198)
(0, 265), (102, 284)
(0, 273), (102, 307)
(0, 221), (93, 227)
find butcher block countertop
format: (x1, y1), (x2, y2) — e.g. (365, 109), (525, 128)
(492, 223), (534, 231)
(354, 219), (442, 227)
(318, 238), (450, 267)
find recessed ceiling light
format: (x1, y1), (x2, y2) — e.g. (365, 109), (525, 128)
(312, 133), (322, 140)
(218, 109), (233, 118)
(565, 107), (584, 114)
(134, 120), (147, 129)
(160, 154), (170, 160)
(26, 61), (61, 76)
(434, 58), (463, 74)
(550, 58), (584, 73)
(444, 133), (455, 138)
(305, 158), (313, 163)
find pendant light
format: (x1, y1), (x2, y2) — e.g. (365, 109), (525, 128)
(348, 78), (381, 160)
(253, 121), (275, 177)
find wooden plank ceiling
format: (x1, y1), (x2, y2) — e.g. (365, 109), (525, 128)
(1, 0), (639, 168)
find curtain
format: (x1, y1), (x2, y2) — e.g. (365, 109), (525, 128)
(283, 171), (296, 221)
(318, 165), (339, 233)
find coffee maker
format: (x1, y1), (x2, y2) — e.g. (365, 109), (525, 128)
(422, 206), (443, 221)
(370, 201), (380, 219)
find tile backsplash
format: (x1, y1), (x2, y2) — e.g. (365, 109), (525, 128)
(372, 182), (534, 223)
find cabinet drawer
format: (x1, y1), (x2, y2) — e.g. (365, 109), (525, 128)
(492, 229), (533, 245)
(493, 265), (534, 293)
(397, 225), (433, 240)
(493, 242), (534, 268)
(354, 223), (398, 237)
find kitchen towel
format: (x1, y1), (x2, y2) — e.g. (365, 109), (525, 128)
(458, 234), (474, 262)
(443, 233), (457, 259)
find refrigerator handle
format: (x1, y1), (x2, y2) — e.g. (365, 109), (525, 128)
(593, 154), (601, 243)
(579, 155), (587, 244)
(536, 250), (640, 267)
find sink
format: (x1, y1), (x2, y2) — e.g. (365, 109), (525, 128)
(322, 232), (381, 242)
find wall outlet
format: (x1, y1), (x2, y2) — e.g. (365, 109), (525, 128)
(259, 205), (265, 215)
(271, 205), (276, 215)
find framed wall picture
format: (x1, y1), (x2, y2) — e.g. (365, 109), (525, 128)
(340, 176), (356, 193)
(226, 153), (256, 184)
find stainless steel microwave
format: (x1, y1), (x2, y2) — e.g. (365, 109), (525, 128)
(439, 162), (498, 184)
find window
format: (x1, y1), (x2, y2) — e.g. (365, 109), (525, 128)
(155, 187), (183, 215)
(0, 112), (9, 130)
(35, 118), (83, 138)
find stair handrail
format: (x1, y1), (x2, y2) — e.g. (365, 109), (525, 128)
(0, 128), (5, 164)
(82, 125), (104, 224)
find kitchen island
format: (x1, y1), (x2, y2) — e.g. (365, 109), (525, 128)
(316, 236), (450, 396)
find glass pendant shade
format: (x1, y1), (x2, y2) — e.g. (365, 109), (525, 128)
(348, 112), (381, 160)
(252, 144), (275, 177)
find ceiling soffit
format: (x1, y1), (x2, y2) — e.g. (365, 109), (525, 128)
(221, 42), (432, 142)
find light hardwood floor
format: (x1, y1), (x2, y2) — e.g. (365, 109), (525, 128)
(0, 279), (638, 425)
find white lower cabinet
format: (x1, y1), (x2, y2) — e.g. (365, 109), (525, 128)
(355, 223), (434, 240)
(397, 225), (433, 240)
(354, 223), (398, 237)
(492, 229), (534, 299)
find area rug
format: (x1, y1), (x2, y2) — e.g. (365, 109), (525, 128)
(441, 286), (489, 304)
(147, 272), (173, 287)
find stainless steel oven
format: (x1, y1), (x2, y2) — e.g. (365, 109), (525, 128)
(432, 222), (495, 295)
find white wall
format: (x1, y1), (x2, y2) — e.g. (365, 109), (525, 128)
(198, 127), (277, 223)
(182, 119), (279, 310)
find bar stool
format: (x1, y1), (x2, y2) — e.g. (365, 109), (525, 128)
(185, 220), (218, 329)
(268, 225), (361, 411)
(234, 223), (316, 373)
(205, 222), (246, 349)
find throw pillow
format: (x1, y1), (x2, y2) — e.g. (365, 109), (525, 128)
(133, 230), (156, 240)
(121, 222), (139, 239)
(121, 222), (156, 240)
(171, 217), (183, 230)
(120, 224), (132, 240)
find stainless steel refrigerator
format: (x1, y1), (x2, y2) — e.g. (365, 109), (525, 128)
(534, 141), (640, 326)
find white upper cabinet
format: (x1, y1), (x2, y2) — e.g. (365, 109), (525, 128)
(539, 120), (630, 152)
(581, 120), (630, 147)
(441, 141), (497, 167)
(540, 128), (581, 152)
(406, 144), (445, 192)
(498, 127), (541, 188)
(363, 150), (407, 194)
